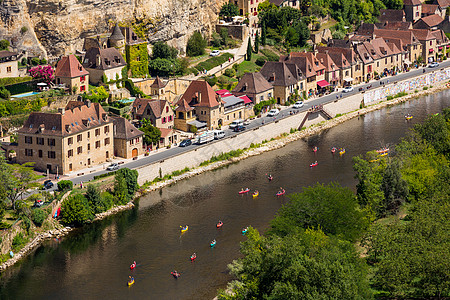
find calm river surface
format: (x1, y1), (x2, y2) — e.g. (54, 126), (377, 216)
(1, 92), (449, 300)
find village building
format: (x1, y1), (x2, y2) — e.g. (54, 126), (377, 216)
(231, 72), (274, 104)
(82, 47), (126, 85)
(55, 54), (89, 94)
(413, 14), (444, 30)
(409, 29), (439, 62)
(378, 9), (406, 23)
(149, 76), (167, 99)
(0, 50), (18, 78)
(110, 116), (144, 159)
(316, 52), (340, 87)
(404, 0), (422, 23)
(131, 98), (174, 129)
(269, 0), (300, 9)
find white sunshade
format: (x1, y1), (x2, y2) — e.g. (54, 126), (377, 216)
(343, 77), (354, 82)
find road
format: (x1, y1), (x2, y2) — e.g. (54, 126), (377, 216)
(42, 61), (450, 192)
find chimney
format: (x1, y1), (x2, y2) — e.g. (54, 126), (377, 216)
(0, 124), (3, 137)
(85, 99), (91, 108)
(198, 91), (201, 104)
(58, 108), (65, 115)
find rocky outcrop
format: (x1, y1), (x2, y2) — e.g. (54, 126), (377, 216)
(0, 0), (227, 58)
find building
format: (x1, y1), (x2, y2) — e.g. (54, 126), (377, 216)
(55, 54), (89, 94)
(0, 51), (18, 78)
(404, 0), (422, 23)
(220, 94), (246, 125)
(378, 9), (406, 23)
(421, 4), (443, 18)
(259, 61), (305, 104)
(316, 52), (340, 87)
(15, 100), (113, 175)
(232, 72), (274, 104)
(131, 98), (175, 129)
(413, 14), (444, 30)
(83, 47), (126, 85)
(110, 116), (144, 159)
(409, 29), (438, 62)
(150, 76), (167, 99)
(231, 0), (259, 17)
(269, 0), (300, 9)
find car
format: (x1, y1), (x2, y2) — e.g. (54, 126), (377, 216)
(267, 109), (280, 117)
(34, 200), (44, 207)
(179, 139), (192, 147)
(293, 101), (304, 109)
(243, 119), (250, 125)
(210, 50), (220, 56)
(343, 86), (354, 93)
(233, 125), (246, 132)
(107, 163), (119, 171)
(43, 180), (53, 189)
(428, 62), (439, 68)
(229, 119), (244, 129)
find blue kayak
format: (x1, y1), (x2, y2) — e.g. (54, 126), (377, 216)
(210, 240), (216, 248)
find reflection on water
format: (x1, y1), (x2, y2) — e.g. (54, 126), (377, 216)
(0, 92), (449, 300)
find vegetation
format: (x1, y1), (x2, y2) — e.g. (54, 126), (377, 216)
(246, 38), (252, 61)
(0, 97), (48, 117)
(219, 3), (239, 21)
(125, 43), (149, 77)
(31, 209), (47, 227)
(148, 41), (189, 76)
(194, 53), (233, 72)
(82, 86), (109, 103)
(141, 118), (161, 146)
(0, 76), (33, 87)
(253, 97), (276, 115)
(57, 180), (73, 192)
(186, 31), (207, 57)
(61, 194), (93, 226)
(0, 39), (10, 51)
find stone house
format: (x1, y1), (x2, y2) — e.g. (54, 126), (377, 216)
(220, 94), (247, 125)
(231, 0), (259, 17)
(409, 29), (439, 62)
(421, 4), (443, 18)
(404, 0), (422, 22)
(14, 100), (113, 175)
(0, 51), (18, 78)
(82, 47), (126, 85)
(150, 76), (167, 99)
(231, 72), (274, 104)
(55, 54), (89, 94)
(131, 98), (174, 129)
(378, 9), (406, 23)
(316, 52), (340, 87)
(269, 0), (300, 9)
(413, 14), (444, 30)
(110, 116), (144, 159)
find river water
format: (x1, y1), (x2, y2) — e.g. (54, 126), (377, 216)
(1, 92), (449, 300)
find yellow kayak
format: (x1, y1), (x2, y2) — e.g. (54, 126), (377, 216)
(252, 191), (259, 198)
(405, 115), (413, 120)
(128, 278), (135, 286)
(180, 225), (189, 233)
(379, 152), (388, 157)
(339, 149), (346, 155)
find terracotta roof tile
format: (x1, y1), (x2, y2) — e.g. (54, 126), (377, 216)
(151, 76), (166, 89)
(378, 9), (406, 22)
(177, 80), (221, 108)
(260, 61), (303, 87)
(83, 47), (126, 71)
(409, 29), (437, 41)
(422, 4), (440, 15)
(55, 55), (89, 78)
(110, 116), (143, 140)
(232, 72), (273, 94)
(417, 14), (444, 27)
(404, 0), (421, 6)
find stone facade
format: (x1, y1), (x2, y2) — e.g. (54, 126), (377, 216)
(0, 51), (18, 78)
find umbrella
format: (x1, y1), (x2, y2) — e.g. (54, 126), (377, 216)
(37, 82), (47, 86)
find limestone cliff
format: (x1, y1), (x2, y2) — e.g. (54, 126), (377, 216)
(0, 0), (227, 58)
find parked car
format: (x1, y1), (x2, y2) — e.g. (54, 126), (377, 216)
(293, 101), (304, 109)
(34, 199), (44, 207)
(43, 180), (53, 189)
(428, 62), (439, 68)
(229, 119), (244, 129)
(213, 130), (225, 139)
(267, 109), (280, 117)
(343, 86), (354, 93)
(107, 163), (119, 171)
(233, 125), (246, 132)
(210, 50), (220, 56)
(179, 139), (193, 147)
(243, 119), (250, 125)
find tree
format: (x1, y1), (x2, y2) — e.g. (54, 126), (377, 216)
(219, 3), (239, 21)
(57, 180), (73, 191)
(414, 113), (450, 158)
(261, 19), (267, 46)
(85, 185), (103, 214)
(83, 86), (109, 103)
(148, 58), (175, 77)
(116, 168), (139, 201)
(31, 209), (47, 227)
(114, 171), (128, 205)
(141, 118), (162, 146)
(0, 39), (10, 51)
(152, 41), (178, 60)
(246, 38), (252, 61)
(381, 160), (409, 215)
(186, 31), (207, 57)
(0, 86), (11, 100)
(254, 31), (259, 53)
(61, 194), (93, 226)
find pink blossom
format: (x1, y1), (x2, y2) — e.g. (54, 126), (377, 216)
(29, 65), (55, 84)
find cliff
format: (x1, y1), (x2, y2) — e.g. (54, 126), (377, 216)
(0, 0), (227, 58)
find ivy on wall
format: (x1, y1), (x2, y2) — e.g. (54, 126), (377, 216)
(125, 43), (149, 77)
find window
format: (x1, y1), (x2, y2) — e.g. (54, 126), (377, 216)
(38, 150), (42, 158)
(104, 126), (109, 134)
(136, 137), (140, 143)
(48, 151), (56, 159)
(68, 137), (73, 145)
(162, 117), (166, 124)
(77, 146), (82, 154)
(87, 131), (90, 139)
(368, 65), (372, 72)
(95, 128), (100, 136)
(168, 115), (172, 122)
(25, 136), (32, 144)
(166, 106), (169, 113)
(48, 138), (55, 146)
(80, 85), (85, 92)
(87, 144), (90, 151)
(129, 139), (134, 145)
(260, 95), (264, 101)
(105, 137), (110, 145)
(430, 41), (432, 46)
(80, 75), (85, 82)
(25, 149), (33, 156)
(77, 134), (82, 142)
(95, 141), (100, 148)
(68, 149), (73, 157)
(6, 66), (11, 73)
(385, 58), (387, 64)
(37, 137), (44, 145)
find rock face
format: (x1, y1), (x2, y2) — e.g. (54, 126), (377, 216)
(0, 0), (227, 58)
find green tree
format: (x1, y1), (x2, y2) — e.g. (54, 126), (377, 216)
(116, 168), (139, 201)
(186, 31), (207, 57)
(219, 3), (240, 21)
(141, 118), (162, 146)
(0, 86), (11, 100)
(381, 160), (409, 215)
(31, 209), (47, 227)
(152, 41), (178, 60)
(113, 171), (128, 205)
(57, 180), (73, 191)
(148, 58), (175, 77)
(61, 194), (93, 226)
(414, 113), (450, 158)
(254, 31), (259, 53)
(85, 184), (103, 214)
(261, 19), (267, 46)
(0, 39), (10, 51)
(83, 86), (109, 103)
(246, 38), (252, 61)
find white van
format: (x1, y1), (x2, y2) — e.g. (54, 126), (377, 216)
(229, 119), (244, 129)
(213, 130), (225, 139)
(197, 131), (215, 144)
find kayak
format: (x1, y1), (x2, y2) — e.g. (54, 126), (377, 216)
(171, 272), (181, 278)
(216, 221), (223, 228)
(268, 175), (273, 181)
(180, 225), (189, 233)
(331, 147), (337, 153)
(339, 149), (346, 155)
(190, 254), (196, 261)
(128, 278), (135, 286)
(379, 152), (388, 157)
(252, 191), (259, 198)
(405, 115), (413, 120)
(242, 228), (248, 235)
(210, 240), (217, 248)
(238, 188), (250, 194)
(313, 146), (318, 153)
(376, 148), (389, 153)
(130, 262), (136, 270)
(310, 162), (318, 167)
(276, 190), (286, 196)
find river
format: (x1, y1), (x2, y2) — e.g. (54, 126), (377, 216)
(1, 91), (449, 300)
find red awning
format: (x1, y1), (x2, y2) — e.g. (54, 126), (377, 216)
(317, 80), (330, 88)
(439, 46), (443, 50)
(447, 45), (450, 49)
(239, 95), (252, 104)
(429, 49), (434, 53)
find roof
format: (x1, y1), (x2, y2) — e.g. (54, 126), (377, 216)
(132, 98), (170, 118)
(232, 72), (273, 95)
(259, 61), (302, 87)
(55, 55), (89, 78)
(110, 116), (143, 140)
(216, 89), (232, 96)
(372, 29), (420, 45)
(357, 23), (377, 35)
(355, 44), (374, 64)
(430, 29), (449, 43)
(378, 9), (405, 22)
(122, 27), (145, 45)
(409, 29), (437, 41)
(404, 0), (421, 5)
(110, 23), (125, 40)
(281, 56), (315, 77)
(370, 38), (395, 57)
(238, 95), (252, 104)
(177, 80), (221, 108)
(435, 0), (450, 8)
(151, 76), (166, 89)
(83, 47), (126, 71)
(175, 98), (194, 112)
(269, 0), (286, 5)
(288, 52), (326, 73)
(159, 128), (173, 138)
(0, 50), (18, 59)
(376, 21), (412, 30)
(315, 52), (338, 72)
(317, 47), (355, 66)
(422, 4), (440, 15)
(18, 101), (110, 137)
(222, 95), (244, 108)
(416, 14), (444, 28)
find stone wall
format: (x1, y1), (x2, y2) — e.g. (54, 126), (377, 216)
(216, 24), (248, 41)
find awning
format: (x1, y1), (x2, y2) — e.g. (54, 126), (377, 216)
(187, 120), (207, 129)
(343, 77), (354, 82)
(317, 80), (330, 88)
(438, 46), (443, 50)
(238, 95), (252, 104)
(447, 45), (450, 49)
(429, 49), (434, 53)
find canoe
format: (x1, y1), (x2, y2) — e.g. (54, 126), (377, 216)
(216, 222), (223, 228)
(310, 162), (318, 167)
(128, 278), (135, 286)
(405, 115), (413, 120)
(252, 191), (259, 198)
(180, 225), (189, 233)
(276, 190), (286, 196)
(313, 146), (318, 152)
(238, 188), (250, 194)
(376, 148), (389, 153)
(331, 147), (337, 153)
(130, 263), (136, 270)
(242, 228), (248, 235)
(210, 241), (216, 248)
(339, 149), (346, 155)
(268, 176), (273, 181)
(379, 152), (388, 157)
(190, 255), (196, 261)
(171, 272), (181, 278)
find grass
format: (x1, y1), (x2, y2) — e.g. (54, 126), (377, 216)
(236, 59), (262, 78)
(194, 53), (234, 72)
(199, 149), (245, 167)
(144, 167), (192, 187)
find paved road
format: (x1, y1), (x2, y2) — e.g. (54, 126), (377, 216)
(41, 61), (450, 192)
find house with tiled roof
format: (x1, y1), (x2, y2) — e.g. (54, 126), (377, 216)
(0, 50), (19, 79)
(82, 47), (126, 85)
(55, 54), (89, 94)
(375, 21), (413, 30)
(150, 76), (167, 99)
(269, 0), (300, 9)
(318, 46), (362, 84)
(430, 29), (450, 57)
(378, 9), (406, 23)
(404, 0), (422, 22)
(369, 29), (422, 63)
(131, 98), (174, 129)
(434, 0), (450, 10)
(409, 29), (439, 62)
(259, 61), (305, 104)
(414, 14), (444, 30)
(231, 72), (274, 104)
(421, 4), (443, 18)
(110, 116), (144, 158)
(14, 100), (114, 174)
(316, 52), (340, 87)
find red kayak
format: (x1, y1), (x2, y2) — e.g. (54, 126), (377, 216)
(331, 147), (337, 153)
(238, 188), (250, 194)
(310, 162), (318, 167)
(171, 271), (181, 278)
(276, 190), (286, 196)
(216, 221), (223, 228)
(130, 262), (136, 270)
(190, 254), (196, 261)
(313, 146), (318, 153)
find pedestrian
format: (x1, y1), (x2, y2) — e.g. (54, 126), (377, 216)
(80, 181), (83, 189)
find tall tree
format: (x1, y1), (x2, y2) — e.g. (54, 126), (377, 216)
(186, 31), (207, 57)
(246, 37), (252, 61)
(219, 3), (240, 21)
(254, 31), (259, 53)
(141, 118), (162, 147)
(61, 194), (93, 227)
(152, 41), (178, 60)
(85, 184), (102, 214)
(261, 19), (267, 46)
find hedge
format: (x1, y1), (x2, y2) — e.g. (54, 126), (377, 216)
(195, 53), (234, 72)
(0, 76), (33, 87)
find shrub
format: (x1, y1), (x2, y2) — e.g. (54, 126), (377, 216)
(255, 57), (267, 67)
(31, 57), (40, 66)
(20, 26), (28, 34)
(224, 68), (236, 77)
(12, 233), (27, 252)
(85, 185), (103, 214)
(61, 194), (93, 227)
(58, 180), (73, 192)
(195, 53), (234, 71)
(100, 192), (114, 211)
(423, 87), (428, 91)
(204, 75), (218, 87)
(0, 39), (10, 51)
(31, 209), (47, 227)
(40, 58), (47, 65)
(0, 86), (11, 100)
(21, 57), (27, 66)
(186, 31), (207, 57)
(260, 49), (279, 61)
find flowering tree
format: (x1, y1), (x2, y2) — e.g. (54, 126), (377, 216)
(29, 65), (55, 83)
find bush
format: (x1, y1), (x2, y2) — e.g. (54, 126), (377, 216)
(195, 53), (234, 72)
(20, 26), (28, 34)
(0, 39), (10, 51)
(31, 209), (47, 227)
(0, 86), (11, 100)
(40, 58), (47, 65)
(203, 75), (218, 87)
(260, 49), (280, 62)
(12, 233), (27, 252)
(61, 194), (93, 227)
(423, 86), (428, 91)
(85, 185), (103, 214)
(31, 57), (40, 66)
(224, 68), (236, 77)
(186, 31), (207, 57)
(58, 180), (73, 192)
(255, 57), (267, 67)
(100, 192), (114, 211)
